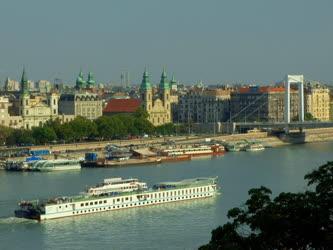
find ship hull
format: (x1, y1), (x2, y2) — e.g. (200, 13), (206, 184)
(16, 184), (218, 221)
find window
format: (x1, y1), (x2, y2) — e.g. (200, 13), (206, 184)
(81, 203), (84, 207)
(104, 200), (107, 203)
(90, 202), (93, 205)
(94, 201), (98, 205)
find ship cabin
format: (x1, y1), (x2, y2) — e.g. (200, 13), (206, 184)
(87, 177), (147, 195)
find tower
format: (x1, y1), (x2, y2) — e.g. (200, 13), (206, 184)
(159, 68), (170, 111)
(20, 68), (29, 95)
(19, 68), (30, 116)
(140, 69), (152, 112)
(87, 72), (96, 88)
(76, 70), (86, 89)
(49, 92), (59, 117)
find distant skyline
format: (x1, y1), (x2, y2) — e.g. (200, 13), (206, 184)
(0, 0), (333, 85)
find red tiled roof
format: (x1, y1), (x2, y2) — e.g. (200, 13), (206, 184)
(103, 98), (141, 113)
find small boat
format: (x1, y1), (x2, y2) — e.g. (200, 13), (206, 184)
(245, 143), (265, 152)
(160, 144), (224, 157)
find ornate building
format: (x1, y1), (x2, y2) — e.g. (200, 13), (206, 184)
(140, 69), (171, 126)
(18, 69), (59, 129)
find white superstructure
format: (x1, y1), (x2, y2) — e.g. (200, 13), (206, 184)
(87, 178), (147, 195)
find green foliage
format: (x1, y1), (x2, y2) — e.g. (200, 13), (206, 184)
(155, 123), (176, 135)
(32, 126), (57, 144)
(6, 129), (35, 146)
(0, 126), (13, 145)
(1, 109), (159, 145)
(304, 112), (317, 121)
(200, 162), (333, 250)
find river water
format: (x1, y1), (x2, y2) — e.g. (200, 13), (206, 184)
(0, 142), (332, 250)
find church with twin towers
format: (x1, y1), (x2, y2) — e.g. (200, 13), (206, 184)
(140, 68), (175, 126)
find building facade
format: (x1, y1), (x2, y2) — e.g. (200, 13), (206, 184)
(59, 93), (103, 120)
(305, 84), (330, 121)
(140, 69), (172, 126)
(230, 86), (299, 122)
(176, 87), (230, 124)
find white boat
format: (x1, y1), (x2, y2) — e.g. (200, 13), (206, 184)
(15, 177), (219, 220)
(245, 143), (265, 152)
(161, 144), (224, 157)
(30, 159), (81, 171)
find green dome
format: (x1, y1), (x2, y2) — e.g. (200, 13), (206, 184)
(87, 72), (96, 86)
(76, 71), (86, 88)
(159, 68), (169, 90)
(140, 69), (152, 90)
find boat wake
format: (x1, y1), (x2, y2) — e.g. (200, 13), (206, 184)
(0, 216), (37, 225)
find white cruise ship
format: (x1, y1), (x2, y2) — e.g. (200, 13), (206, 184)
(15, 177), (219, 220)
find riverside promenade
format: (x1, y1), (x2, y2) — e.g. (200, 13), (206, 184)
(2, 127), (333, 163)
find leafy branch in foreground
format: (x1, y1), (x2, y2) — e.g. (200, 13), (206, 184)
(200, 161), (333, 250)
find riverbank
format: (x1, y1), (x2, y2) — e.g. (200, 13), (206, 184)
(1, 127), (333, 166)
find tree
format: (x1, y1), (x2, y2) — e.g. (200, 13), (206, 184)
(32, 126), (57, 144)
(134, 107), (149, 120)
(7, 129), (35, 146)
(155, 123), (176, 135)
(68, 116), (98, 141)
(305, 112), (317, 121)
(200, 162), (333, 250)
(0, 125), (13, 145)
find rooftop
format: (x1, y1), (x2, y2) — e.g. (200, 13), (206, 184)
(103, 98), (141, 113)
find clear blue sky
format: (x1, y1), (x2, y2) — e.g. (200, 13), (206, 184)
(0, 0), (332, 85)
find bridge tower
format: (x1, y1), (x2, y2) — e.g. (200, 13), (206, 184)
(284, 75), (304, 124)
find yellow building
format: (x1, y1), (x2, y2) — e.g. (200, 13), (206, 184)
(140, 69), (171, 126)
(305, 85), (330, 121)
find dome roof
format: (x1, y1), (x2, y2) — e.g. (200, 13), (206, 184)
(159, 68), (169, 90)
(87, 72), (96, 86)
(140, 69), (152, 90)
(76, 71), (86, 88)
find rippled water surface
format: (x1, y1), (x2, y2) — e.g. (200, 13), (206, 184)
(0, 142), (332, 249)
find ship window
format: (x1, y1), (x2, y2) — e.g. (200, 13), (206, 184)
(85, 202), (88, 206)
(104, 200), (107, 203)
(125, 197), (128, 201)
(59, 206), (61, 209)
(99, 201), (102, 204)
(81, 203), (84, 207)
(121, 198), (124, 202)
(117, 198), (120, 202)
(90, 202), (93, 205)
(130, 197), (132, 201)
(94, 201), (98, 205)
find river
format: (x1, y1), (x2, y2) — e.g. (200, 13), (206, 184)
(0, 142), (332, 250)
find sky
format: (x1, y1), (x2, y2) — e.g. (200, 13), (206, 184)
(0, 0), (332, 85)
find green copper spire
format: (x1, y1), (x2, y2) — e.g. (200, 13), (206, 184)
(76, 70), (86, 89)
(170, 74), (177, 85)
(159, 68), (169, 90)
(87, 72), (96, 87)
(140, 68), (152, 90)
(20, 68), (29, 94)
